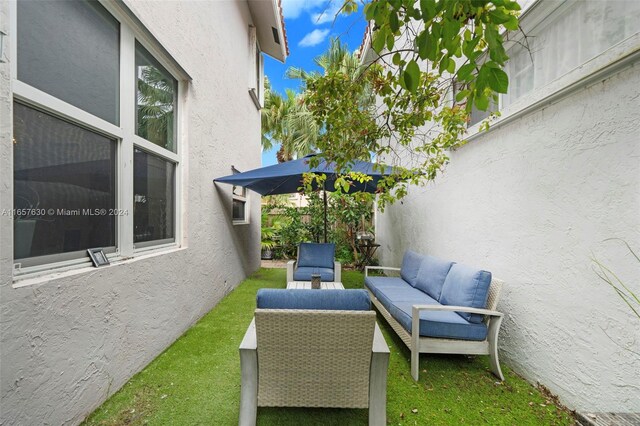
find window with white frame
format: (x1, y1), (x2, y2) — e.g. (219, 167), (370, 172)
(503, 0), (640, 108)
(232, 185), (248, 224)
(248, 25), (264, 108)
(454, 0), (640, 127)
(13, 0), (184, 271)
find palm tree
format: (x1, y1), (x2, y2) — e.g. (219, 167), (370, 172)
(261, 79), (318, 162)
(261, 39), (370, 163)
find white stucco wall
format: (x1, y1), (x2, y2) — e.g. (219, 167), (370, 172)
(0, 1), (263, 424)
(376, 60), (640, 412)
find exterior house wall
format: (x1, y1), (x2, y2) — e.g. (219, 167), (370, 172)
(375, 59), (640, 411)
(0, 1), (264, 424)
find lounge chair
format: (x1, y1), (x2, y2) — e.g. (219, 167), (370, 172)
(238, 289), (389, 426)
(286, 242), (341, 283)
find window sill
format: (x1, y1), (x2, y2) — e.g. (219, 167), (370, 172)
(248, 88), (262, 110)
(233, 220), (250, 226)
(12, 245), (186, 289)
(464, 33), (640, 142)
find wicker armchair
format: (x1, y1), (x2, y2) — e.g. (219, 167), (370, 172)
(239, 289), (389, 426)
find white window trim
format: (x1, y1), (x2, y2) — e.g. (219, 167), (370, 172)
(464, 0), (640, 141)
(232, 186), (250, 225)
(248, 25), (264, 109)
(10, 0), (189, 282)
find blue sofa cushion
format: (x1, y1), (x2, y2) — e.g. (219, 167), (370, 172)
(365, 278), (438, 313)
(297, 243), (335, 269)
(439, 264), (492, 323)
(293, 266), (335, 282)
(414, 255), (454, 300)
(364, 276), (407, 300)
(400, 250), (424, 287)
(391, 301), (488, 341)
(256, 289), (370, 311)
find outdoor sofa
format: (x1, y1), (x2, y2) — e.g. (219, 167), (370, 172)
(365, 251), (505, 381)
(239, 289), (390, 426)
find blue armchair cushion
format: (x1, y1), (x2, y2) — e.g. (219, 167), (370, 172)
(400, 250), (424, 287)
(414, 255), (454, 300)
(297, 243), (335, 269)
(293, 266), (334, 282)
(391, 301), (488, 341)
(439, 263), (492, 323)
(256, 289), (370, 311)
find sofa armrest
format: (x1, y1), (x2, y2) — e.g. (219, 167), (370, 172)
(286, 260), (296, 283)
(364, 266), (401, 277)
(411, 304), (503, 318)
(334, 261), (341, 283)
(239, 319), (258, 426)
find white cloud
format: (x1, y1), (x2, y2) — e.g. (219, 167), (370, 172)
(298, 29), (331, 47)
(281, 0), (326, 19)
(310, 2), (344, 25)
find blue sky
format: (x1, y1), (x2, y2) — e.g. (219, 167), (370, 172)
(262, 0), (367, 166)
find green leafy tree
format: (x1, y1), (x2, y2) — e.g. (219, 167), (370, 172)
(300, 0), (522, 209)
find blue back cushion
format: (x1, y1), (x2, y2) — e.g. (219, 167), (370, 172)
(297, 243), (335, 269)
(439, 264), (492, 323)
(400, 250), (424, 287)
(414, 255), (454, 300)
(256, 289), (371, 311)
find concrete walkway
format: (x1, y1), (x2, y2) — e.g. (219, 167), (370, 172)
(260, 259), (288, 269)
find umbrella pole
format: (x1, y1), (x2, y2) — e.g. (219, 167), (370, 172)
(323, 189), (328, 243)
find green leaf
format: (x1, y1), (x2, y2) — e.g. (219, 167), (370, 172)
(486, 67), (509, 93)
(389, 12), (400, 32)
(404, 60), (421, 93)
(420, 0), (436, 21)
(474, 94), (489, 111)
(488, 9), (511, 24)
(372, 29), (387, 53)
(458, 63), (475, 81)
(416, 30), (429, 59)
(446, 58), (456, 74)
(455, 89), (470, 102)
(392, 52), (402, 65)
(504, 15), (519, 31)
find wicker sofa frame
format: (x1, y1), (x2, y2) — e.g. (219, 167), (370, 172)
(365, 266), (505, 382)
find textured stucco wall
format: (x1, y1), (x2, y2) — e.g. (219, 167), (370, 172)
(0, 1), (262, 424)
(376, 62), (640, 412)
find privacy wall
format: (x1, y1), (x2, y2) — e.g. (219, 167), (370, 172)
(0, 1), (262, 424)
(376, 61), (640, 412)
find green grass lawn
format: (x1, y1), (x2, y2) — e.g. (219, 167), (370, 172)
(84, 269), (573, 425)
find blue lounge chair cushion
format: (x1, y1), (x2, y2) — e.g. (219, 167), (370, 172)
(400, 250), (424, 287)
(439, 263), (492, 323)
(366, 278), (438, 314)
(297, 243), (335, 269)
(256, 289), (370, 311)
(293, 266), (335, 282)
(391, 301), (488, 340)
(414, 255), (454, 300)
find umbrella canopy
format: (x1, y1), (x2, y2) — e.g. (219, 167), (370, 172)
(214, 154), (393, 243)
(214, 154), (392, 196)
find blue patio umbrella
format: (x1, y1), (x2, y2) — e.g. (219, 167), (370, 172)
(214, 154), (393, 242)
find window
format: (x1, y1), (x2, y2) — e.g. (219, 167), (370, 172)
(13, 103), (117, 265)
(232, 186), (248, 224)
(134, 149), (175, 245)
(13, 0), (184, 272)
(248, 25), (264, 108)
(502, 0), (640, 108)
(17, 0), (120, 124)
